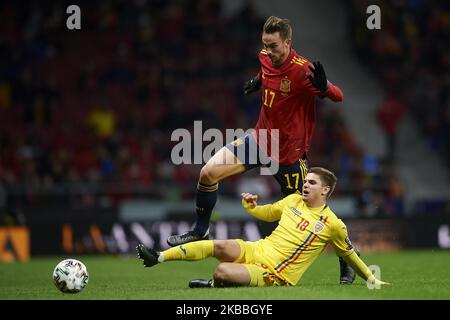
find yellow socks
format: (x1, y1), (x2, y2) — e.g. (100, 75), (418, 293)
(161, 240), (214, 262)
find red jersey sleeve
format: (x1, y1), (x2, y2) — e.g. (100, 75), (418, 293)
(323, 81), (344, 102)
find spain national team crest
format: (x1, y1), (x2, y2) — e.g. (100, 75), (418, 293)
(314, 221), (325, 234)
(280, 78), (291, 94)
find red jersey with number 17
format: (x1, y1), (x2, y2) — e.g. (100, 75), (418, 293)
(253, 48), (344, 165)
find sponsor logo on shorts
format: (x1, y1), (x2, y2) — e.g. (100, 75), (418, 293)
(231, 138), (243, 147)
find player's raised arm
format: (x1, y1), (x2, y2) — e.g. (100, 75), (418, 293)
(241, 193), (282, 222)
(303, 61), (344, 102)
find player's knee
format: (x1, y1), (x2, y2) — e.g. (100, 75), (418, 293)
(199, 165), (219, 185)
(213, 263), (232, 283)
(213, 241), (228, 260)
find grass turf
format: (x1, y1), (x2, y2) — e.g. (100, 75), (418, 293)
(1, 250), (450, 300)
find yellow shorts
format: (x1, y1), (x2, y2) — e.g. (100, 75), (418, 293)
(234, 239), (291, 287)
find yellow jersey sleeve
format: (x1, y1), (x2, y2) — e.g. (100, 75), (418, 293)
(342, 251), (373, 280)
(242, 198), (283, 222)
(330, 219), (355, 257)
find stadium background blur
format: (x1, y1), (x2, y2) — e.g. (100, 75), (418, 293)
(0, 0), (449, 262)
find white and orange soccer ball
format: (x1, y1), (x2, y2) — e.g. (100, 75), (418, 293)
(52, 259), (89, 293)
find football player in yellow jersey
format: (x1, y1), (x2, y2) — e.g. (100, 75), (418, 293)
(136, 167), (389, 288)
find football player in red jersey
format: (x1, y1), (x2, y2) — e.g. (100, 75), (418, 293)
(167, 16), (358, 284)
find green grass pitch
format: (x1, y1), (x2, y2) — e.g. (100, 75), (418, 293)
(1, 250), (450, 300)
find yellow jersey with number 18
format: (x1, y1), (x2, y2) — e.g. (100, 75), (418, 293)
(245, 193), (355, 285)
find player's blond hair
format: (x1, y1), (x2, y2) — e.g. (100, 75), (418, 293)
(263, 16), (292, 41)
(307, 167), (338, 198)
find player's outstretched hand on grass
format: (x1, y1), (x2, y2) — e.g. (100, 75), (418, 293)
(307, 61), (329, 93)
(243, 76), (262, 95)
(367, 275), (391, 286)
(241, 193), (258, 210)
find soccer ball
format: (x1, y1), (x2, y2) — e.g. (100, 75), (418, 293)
(52, 259), (89, 293)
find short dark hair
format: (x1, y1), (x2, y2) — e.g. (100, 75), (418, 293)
(263, 16), (292, 41)
(307, 167), (338, 198)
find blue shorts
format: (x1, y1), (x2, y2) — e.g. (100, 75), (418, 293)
(225, 134), (309, 195)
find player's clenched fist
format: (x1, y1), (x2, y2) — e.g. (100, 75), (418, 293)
(241, 193), (259, 210)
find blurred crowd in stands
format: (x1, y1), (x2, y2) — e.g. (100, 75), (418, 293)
(346, 0), (450, 173)
(5, 0), (444, 222)
(346, 0), (450, 217)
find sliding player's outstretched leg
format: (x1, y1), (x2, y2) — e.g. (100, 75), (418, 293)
(167, 147), (246, 247)
(136, 244), (159, 268)
(137, 240), (215, 268)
